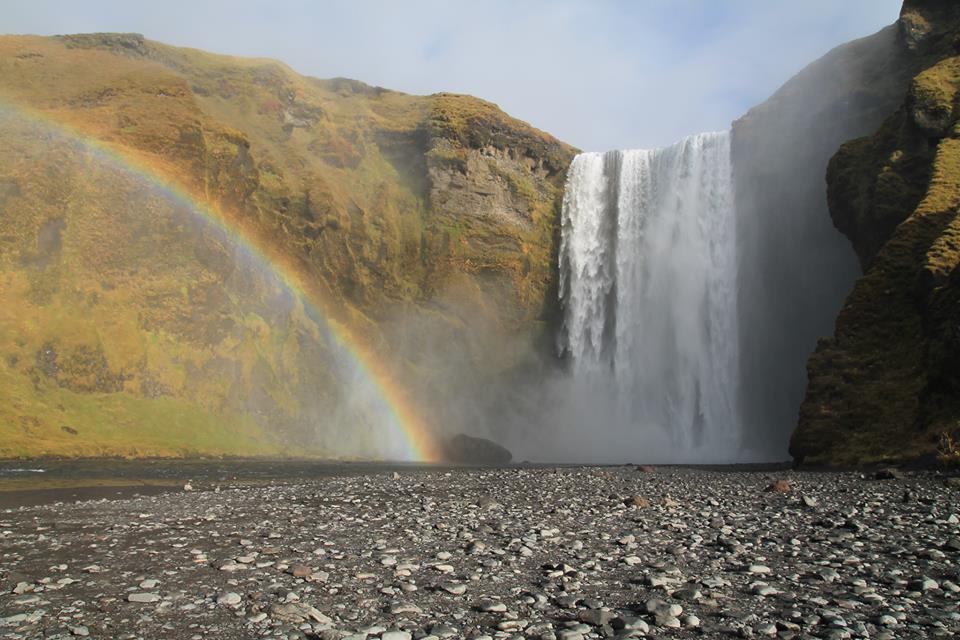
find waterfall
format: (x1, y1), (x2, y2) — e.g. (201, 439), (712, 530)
(559, 131), (742, 459)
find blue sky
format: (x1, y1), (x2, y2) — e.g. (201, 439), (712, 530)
(3, 0), (903, 150)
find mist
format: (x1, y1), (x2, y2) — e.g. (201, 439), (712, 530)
(204, 12), (916, 466)
(0, 2), (919, 465)
(372, 17), (921, 465)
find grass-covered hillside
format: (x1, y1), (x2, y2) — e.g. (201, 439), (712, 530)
(0, 33), (575, 458)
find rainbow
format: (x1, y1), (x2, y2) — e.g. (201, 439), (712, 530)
(0, 99), (442, 462)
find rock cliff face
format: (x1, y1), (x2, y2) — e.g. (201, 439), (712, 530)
(0, 34), (575, 458)
(731, 13), (921, 456)
(792, 0), (960, 465)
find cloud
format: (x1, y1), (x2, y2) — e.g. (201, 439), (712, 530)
(3, 0), (903, 150)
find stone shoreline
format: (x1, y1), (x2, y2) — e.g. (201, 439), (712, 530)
(1, 466), (958, 639)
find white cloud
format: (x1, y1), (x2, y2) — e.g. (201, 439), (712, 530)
(3, 0), (904, 150)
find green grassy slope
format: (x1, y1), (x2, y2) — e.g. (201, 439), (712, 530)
(0, 33), (575, 458)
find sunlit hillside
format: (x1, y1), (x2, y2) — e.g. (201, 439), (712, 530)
(0, 33), (575, 458)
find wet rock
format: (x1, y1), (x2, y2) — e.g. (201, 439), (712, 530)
(874, 468), (905, 480)
(440, 434), (512, 464)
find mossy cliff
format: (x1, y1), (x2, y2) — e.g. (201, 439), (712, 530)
(792, 0), (960, 465)
(0, 34), (575, 458)
(731, 14), (920, 455)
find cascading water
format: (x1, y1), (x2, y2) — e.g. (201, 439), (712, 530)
(558, 131), (742, 460)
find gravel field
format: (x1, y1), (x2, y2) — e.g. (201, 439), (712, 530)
(1, 465), (959, 639)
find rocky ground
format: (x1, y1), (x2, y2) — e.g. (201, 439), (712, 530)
(1, 466), (959, 639)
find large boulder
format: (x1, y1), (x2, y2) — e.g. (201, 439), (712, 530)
(441, 434), (513, 465)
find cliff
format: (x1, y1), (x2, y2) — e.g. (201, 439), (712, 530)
(792, 0), (960, 465)
(731, 12), (920, 455)
(0, 34), (575, 458)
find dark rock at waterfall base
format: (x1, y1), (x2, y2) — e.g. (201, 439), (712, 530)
(440, 433), (513, 465)
(875, 467), (906, 480)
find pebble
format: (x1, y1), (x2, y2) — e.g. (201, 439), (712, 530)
(478, 599), (507, 612)
(440, 581), (466, 595)
(578, 609), (614, 626)
(289, 564), (313, 577)
(127, 592), (161, 603)
(0, 466), (955, 639)
(390, 603), (422, 615)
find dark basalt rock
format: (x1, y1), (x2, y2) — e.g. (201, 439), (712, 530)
(793, 0), (960, 466)
(441, 433), (512, 465)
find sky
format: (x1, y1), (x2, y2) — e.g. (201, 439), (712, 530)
(3, 0), (904, 151)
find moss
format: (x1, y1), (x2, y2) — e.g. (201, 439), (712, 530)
(0, 32), (576, 459)
(505, 173), (540, 206)
(426, 144), (468, 172)
(912, 57), (960, 115)
(428, 93), (576, 175)
(0, 361), (289, 458)
(483, 158), (542, 210)
(826, 104), (936, 267)
(794, 46), (960, 466)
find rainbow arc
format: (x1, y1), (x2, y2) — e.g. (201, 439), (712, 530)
(0, 100), (440, 462)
